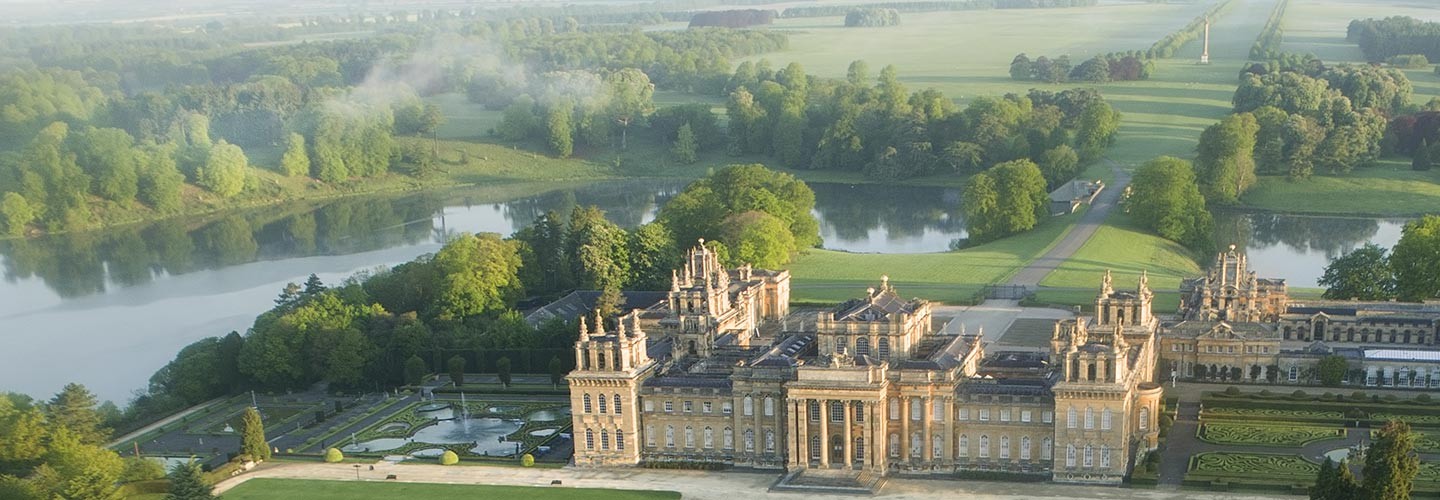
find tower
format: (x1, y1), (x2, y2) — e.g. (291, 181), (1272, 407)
(568, 310), (654, 465)
(1200, 18), (1211, 64)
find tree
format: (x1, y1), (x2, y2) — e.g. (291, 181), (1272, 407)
(546, 103), (573, 158)
(45, 384), (108, 446)
(1311, 457), (1359, 500)
(280, 133), (310, 177)
(70, 127), (140, 204)
(962, 160), (1048, 244)
(1195, 113), (1260, 204)
(1413, 138), (1433, 171)
(303, 274), (326, 296)
(323, 448), (344, 463)
(163, 460), (215, 500)
(1319, 244), (1396, 300)
(1037, 144), (1080, 188)
(0, 193), (35, 236)
(403, 355), (427, 386)
(1125, 156), (1214, 249)
(447, 355), (466, 386)
(496, 357), (513, 388)
(722, 211), (796, 269)
(240, 406), (271, 461)
(605, 68), (654, 150)
(627, 222), (680, 290)
(672, 123), (698, 164)
(1009, 54), (1033, 80)
(1317, 355), (1349, 387)
(197, 141), (248, 198)
(1362, 421), (1420, 500)
(432, 233), (524, 320)
(594, 285), (623, 320)
(0, 396), (46, 465)
(1391, 215), (1440, 302)
(440, 450), (459, 465)
(656, 164), (819, 252)
(568, 206), (631, 291)
(549, 356), (565, 389)
(275, 282), (302, 308)
(136, 143), (185, 212)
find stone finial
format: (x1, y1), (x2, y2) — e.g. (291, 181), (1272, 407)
(579, 315), (590, 340)
(593, 309), (605, 334)
(881, 275), (890, 291)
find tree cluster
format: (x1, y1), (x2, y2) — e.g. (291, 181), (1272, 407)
(1124, 156), (1214, 250)
(1319, 215), (1440, 302)
(1009, 52), (1153, 83)
(1389, 54), (1430, 69)
(688, 10), (776, 28)
(1348, 16), (1440, 61)
(1249, 0), (1289, 60)
(0, 385), (140, 500)
(1311, 420), (1419, 500)
(778, 0), (1096, 19)
(656, 164), (820, 267)
(961, 159), (1050, 244)
(844, 9), (901, 27)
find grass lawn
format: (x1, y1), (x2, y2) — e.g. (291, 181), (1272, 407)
(1240, 159), (1440, 216)
(1280, 0), (1440, 65)
(788, 211), (1082, 304)
(1039, 211), (1202, 291)
(223, 479), (680, 500)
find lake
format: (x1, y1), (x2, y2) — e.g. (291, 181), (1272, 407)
(0, 180), (967, 402)
(1214, 212), (1412, 290)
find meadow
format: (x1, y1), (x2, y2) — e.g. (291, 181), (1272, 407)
(221, 479), (681, 500)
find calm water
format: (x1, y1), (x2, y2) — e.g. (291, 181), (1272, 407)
(0, 180), (966, 402)
(1214, 212), (1411, 289)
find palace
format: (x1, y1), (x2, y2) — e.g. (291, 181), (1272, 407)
(568, 241), (1162, 485)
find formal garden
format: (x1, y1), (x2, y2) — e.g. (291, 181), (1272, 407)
(1202, 389), (1440, 427)
(334, 399), (571, 462)
(1197, 422), (1344, 447)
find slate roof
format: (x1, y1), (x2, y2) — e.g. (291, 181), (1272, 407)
(523, 290), (670, 326)
(832, 289), (920, 322)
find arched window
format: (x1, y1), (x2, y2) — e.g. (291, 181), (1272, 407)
(703, 427), (714, 448)
(613, 394), (622, 414)
(583, 394), (592, 413)
(598, 394), (607, 414)
(1084, 407), (1094, 429)
(1101, 408), (1112, 430)
(743, 396), (754, 416)
(684, 426), (695, 448)
(765, 429), (776, 452)
(853, 401), (865, 423)
(889, 434), (900, 457)
(878, 337), (890, 358)
(585, 428), (595, 450)
(857, 337), (870, 356)
(1065, 444), (1075, 467)
(979, 435), (990, 458)
(665, 425), (675, 447)
(958, 434), (969, 458)
(932, 434), (943, 458)
(616, 430), (625, 450)
(1042, 437), (1052, 460)
(835, 336), (848, 354)
(999, 435), (1010, 459)
(764, 397), (775, 416)
(600, 430), (609, 450)
(723, 427), (733, 449)
(1020, 436), (1031, 460)
(744, 429), (755, 451)
(1067, 407), (1077, 429)
(1083, 444), (1094, 467)
(910, 399), (922, 421)
(808, 401), (820, 422)
(1139, 407), (1150, 431)
(1100, 445), (1110, 468)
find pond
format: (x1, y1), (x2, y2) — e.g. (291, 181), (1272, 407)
(1214, 212), (1411, 289)
(0, 180), (966, 402)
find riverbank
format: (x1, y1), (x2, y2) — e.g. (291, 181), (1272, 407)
(1238, 160), (1440, 217)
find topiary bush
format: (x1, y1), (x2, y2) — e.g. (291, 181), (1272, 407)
(522, 454), (535, 467)
(440, 450), (459, 465)
(324, 448), (344, 463)
(1224, 386), (1242, 396)
(1418, 394), (1433, 403)
(1291, 390), (1308, 399)
(1351, 391), (1368, 401)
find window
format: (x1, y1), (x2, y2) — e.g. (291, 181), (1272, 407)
(1100, 445), (1110, 468)
(723, 427), (733, 449)
(831, 401), (845, 423)
(1043, 411), (1053, 424)
(684, 426), (695, 448)
(1021, 410), (1032, 423)
(664, 401), (674, 413)
(856, 437), (865, 462)
(857, 337), (870, 356)
(586, 429), (595, 450)
(979, 435), (990, 458)
(583, 394), (593, 413)
(646, 425), (655, 447)
(598, 395), (607, 414)
(1171, 344), (1179, 352)
(1083, 444), (1093, 467)
(644, 400), (654, 412)
(958, 435), (969, 457)
(743, 396), (754, 416)
(932, 401), (945, 422)
(1101, 408), (1112, 430)
(683, 401), (693, 413)
(911, 432), (923, 457)
(703, 402), (712, 414)
(703, 427), (714, 448)
(745, 429), (755, 451)
(1020, 436), (1031, 460)
(1000, 409), (1011, 422)
(835, 336), (848, 354)
(959, 408), (970, 421)
(910, 399), (922, 421)
(889, 399), (900, 420)
(723, 401), (733, 414)
(979, 408), (990, 421)
(810, 436), (821, 459)
(613, 395), (621, 415)
(932, 434), (943, 458)
(665, 426), (675, 447)
(1084, 408), (1094, 429)
(878, 337), (890, 358)
(1067, 408), (1076, 429)
(765, 430), (775, 452)
(999, 436), (1010, 459)
(616, 430), (625, 450)
(809, 401), (821, 422)
(601, 430), (609, 450)
(1065, 444), (1076, 467)
(764, 397), (775, 416)
(889, 434), (900, 457)
(1139, 407), (1150, 431)
(854, 402), (865, 423)
(1042, 438), (1053, 460)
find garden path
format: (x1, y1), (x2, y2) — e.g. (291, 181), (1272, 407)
(1007, 159), (1128, 288)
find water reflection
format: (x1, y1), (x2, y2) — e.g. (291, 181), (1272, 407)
(1214, 212), (1410, 288)
(810, 183), (967, 253)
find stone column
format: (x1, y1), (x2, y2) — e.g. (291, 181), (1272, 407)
(922, 397), (932, 461)
(758, 395), (765, 463)
(818, 399), (831, 468)
(789, 400), (800, 467)
(843, 400), (853, 468)
(899, 396), (910, 462)
(797, 400), (809, 466)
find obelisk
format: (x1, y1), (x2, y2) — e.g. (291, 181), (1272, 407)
(1200, 18), (1211, 64)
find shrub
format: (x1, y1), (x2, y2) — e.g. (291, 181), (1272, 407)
(1389, 54), (1430, 68)
(1351, 391), (1368, 401)
(1260, 389), (1274, 397)
(1291, 390), (1308, 399)
(440, 450), (459, 465)
(1322, 392), (1336, 401)
(1418, 394), (1433, 403)
(522, 454), (535, 467)
(1383, 394), (1398, 402)
(1225, 386), (1242, 396)
(324, 448), (344, 463)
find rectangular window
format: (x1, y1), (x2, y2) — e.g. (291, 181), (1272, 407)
(646, 426), (655, 447)
(1000, 409), (1011, 422)
(617, 432), (625, 451)
(722, 401), (733, 414)
(1021, 410), (1032, 423)
(1171, 344), (1179, 352)
(890, 399), (900, 420)
(910, 399), (922, 421)
(1043, 411), (1053, 424)
(1084, 446), (1093, 467)
(764, 397), (775, 416)
(683, 401), (693, 413)
(979, 409), (990, 422)
(644, 400), (654, 412)
(830, 402), (844, 423)
(958, 408), (970, 421)
(703, 402), (712, 414)
(809, 401), (820, 422)
(743, 397), (754, 416)
(664, 401), (674, 413)
(932, 402), (945, 422)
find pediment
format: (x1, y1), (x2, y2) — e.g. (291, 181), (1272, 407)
(1197, 322), (1241, 340)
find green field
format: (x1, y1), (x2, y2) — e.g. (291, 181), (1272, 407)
(1039, 212), (1202, 291)
(222, 479), (680, 500)
(1280, 0), (1440, 63)
(1240, 160), (1440, 216)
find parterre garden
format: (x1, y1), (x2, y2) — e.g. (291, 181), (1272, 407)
(343, 399), (571, 461)
(1198, 422), (1344, 447)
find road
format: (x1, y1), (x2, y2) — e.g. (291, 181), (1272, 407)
(1007, 160), (1130, 288)
(214, 461), (1291, 500)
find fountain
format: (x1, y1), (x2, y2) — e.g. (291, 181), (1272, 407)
(459, 392), (470, 419)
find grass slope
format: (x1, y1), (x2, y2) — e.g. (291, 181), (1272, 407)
(1039, 211), (1202, 290)
(222, 478), (680, 500)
